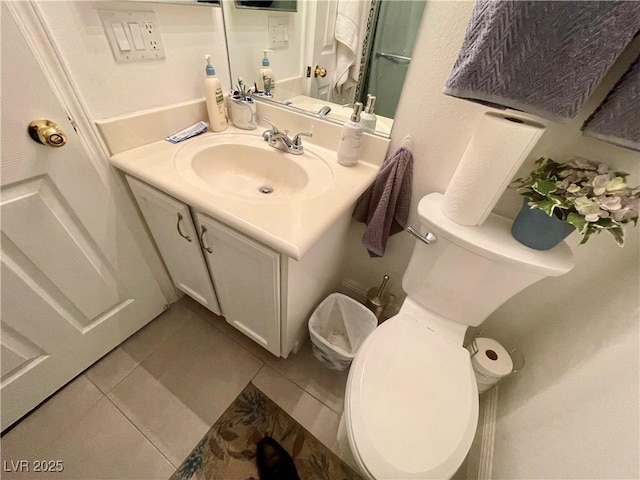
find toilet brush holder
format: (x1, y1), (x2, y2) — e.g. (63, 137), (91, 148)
(366, 275), (393, 322)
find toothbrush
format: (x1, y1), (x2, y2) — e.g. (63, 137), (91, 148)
(238, 77), (246, 99)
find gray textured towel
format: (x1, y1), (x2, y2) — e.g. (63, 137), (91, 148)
(444, 1), (640, 122)
(353, 147), (413, 257)
(582, 58), (640, 152)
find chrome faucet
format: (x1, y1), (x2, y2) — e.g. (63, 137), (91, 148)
(316, 106), (332, 118)
(261, 118), (312, 155)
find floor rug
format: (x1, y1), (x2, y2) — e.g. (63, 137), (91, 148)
(170, 383), (363, 480)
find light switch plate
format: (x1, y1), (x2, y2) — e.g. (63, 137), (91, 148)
(268, 16), (289, 50)
(99, 9), (165, 63)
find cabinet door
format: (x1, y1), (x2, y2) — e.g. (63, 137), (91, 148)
(127, 177), (221, 315)
(195, 213), (281, 356)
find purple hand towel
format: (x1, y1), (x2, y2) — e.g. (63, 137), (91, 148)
(353, 147), (413, 257)
(582, 58), (640, 152)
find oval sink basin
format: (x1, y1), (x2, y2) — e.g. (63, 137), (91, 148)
(174, 134), (333, 202)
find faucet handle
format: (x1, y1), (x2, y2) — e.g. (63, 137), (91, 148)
(261, 117), (279, 133)
(292, 131), (313, 146)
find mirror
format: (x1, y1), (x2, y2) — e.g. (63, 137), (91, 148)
(221, 0), (426, 137)
(235, 1), (297, 12)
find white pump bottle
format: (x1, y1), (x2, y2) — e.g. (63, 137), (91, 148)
(204, 54), (228, 132)
(337, 102), (364, 166)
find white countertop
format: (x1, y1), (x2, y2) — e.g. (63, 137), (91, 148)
(110, 126), (379, 260)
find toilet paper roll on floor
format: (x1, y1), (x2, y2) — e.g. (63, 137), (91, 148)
(471, 337), (513, 378)
(442, 112), (546, 226)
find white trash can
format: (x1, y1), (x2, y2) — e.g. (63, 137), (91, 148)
(308, 293), (378, 371)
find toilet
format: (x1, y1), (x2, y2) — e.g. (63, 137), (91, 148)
(339, 193), (574, 479)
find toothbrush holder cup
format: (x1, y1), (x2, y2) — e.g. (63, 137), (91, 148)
(230, 96), (257, 130)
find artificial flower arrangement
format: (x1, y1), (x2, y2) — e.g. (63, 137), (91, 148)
(511, 157), (640, 246)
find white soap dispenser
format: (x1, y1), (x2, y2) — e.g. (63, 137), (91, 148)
(337, 102), (364, 166)
(257, 49), (276, 95)
(361, 94), (378, 132)
(204, 54), (228, 132)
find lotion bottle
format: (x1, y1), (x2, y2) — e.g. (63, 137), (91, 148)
(204, 54), (228, 132)
(360, 94), (378, 132)
(257, 49), (276, 95)
(337, 102), (364, 166)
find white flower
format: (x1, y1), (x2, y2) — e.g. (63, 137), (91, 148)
(597, 196), (622, 212)
(605, 177), (628, 193)
(613, 208), (632, 222)
(567, 183), (581, 193)
(574, 196), (594, 209)
(592, 174), (610, 195)
(569, 158), (599, 170)
(575, 197), (608, 221)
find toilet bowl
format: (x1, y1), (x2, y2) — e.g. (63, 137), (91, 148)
(343, 307), (478, 479)
(341, 193), (574, 479)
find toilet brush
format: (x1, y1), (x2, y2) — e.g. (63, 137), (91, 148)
(366, 275), (393, 322)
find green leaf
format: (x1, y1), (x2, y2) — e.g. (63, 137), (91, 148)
(532, 179), (558, 196)
(566, 212), (586, 233)
(580, 228), (594, 245)
(534, 197), (562, 216)
(608, 226), (625, 247)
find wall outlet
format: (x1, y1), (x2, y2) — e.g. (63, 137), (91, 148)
(99, 10), (165, 63)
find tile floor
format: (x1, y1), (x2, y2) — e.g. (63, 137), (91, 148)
(0, 298), (350, 479)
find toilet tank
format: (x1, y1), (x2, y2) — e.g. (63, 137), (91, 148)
(403, 194), (574, 327)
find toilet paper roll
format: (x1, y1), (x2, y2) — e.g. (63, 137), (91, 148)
(442, 112), (546, 226)
(471, 337), (513, 378)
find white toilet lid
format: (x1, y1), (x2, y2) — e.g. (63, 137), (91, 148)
(346, 315), (479, 480)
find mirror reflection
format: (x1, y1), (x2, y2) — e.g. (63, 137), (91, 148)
(221, 0), (426, 136)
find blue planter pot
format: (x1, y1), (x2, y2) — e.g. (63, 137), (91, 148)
(511, 199), (575, 250)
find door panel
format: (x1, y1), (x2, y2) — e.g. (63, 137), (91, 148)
(0, 2), (166, 430)
(308, 0), (338, 101)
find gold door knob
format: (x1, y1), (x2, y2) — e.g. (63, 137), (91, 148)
(28, 120), (67, 147)
(314, 66), (327, 78)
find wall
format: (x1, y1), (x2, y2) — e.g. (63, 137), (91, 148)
(341, 1), (640, 478)
(37, 0), (230, 120)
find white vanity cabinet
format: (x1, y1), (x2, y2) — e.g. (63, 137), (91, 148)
(127, 176), (282, 356)
(195, 213), (281, 356)
(125, 174), (351, 359)
(127, 177), (222, 315)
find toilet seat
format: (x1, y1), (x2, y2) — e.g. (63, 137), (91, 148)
(345, 313), (479, 479)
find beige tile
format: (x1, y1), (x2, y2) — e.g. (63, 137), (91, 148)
(109, 315), (263, 466)
(1, 375), (103, 459)
(185, 296), (348, 414)
(2, 395), (173, 479)
(86, 300), (193, 393)
(252, 364), (342, 457)
(107, 366), (211, 467)
(265, 341), (348, 414)
(85, 347), (139, 395)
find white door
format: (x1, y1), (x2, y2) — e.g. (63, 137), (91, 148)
(195, 213), (281, 357)
(126, 177), (221, 315)
(1, 3), (167, 430)
(305, 0), (338, 101)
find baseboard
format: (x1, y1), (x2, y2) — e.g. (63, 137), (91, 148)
(339, 278), (400, 319)
(478, 385), (499, 479)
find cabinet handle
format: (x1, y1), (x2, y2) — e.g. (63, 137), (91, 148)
(176, 213), (192, 242)
(199, 225), (213, 253)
